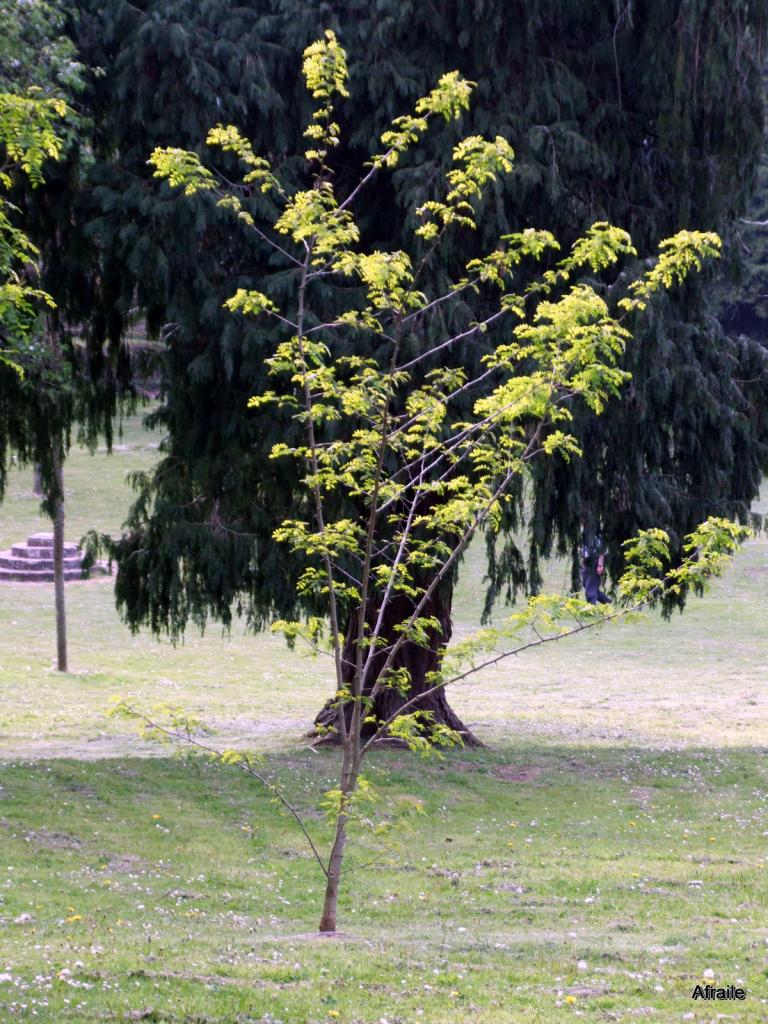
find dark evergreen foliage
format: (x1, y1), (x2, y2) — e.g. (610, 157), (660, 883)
(65, 0), (768, 641)
(0, 0), (131, 505)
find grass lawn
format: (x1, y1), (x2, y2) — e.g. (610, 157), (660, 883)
(0, 415), (766, 1022)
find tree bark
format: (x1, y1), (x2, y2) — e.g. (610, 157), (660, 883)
(318, 826), (345, 932)
(51, 445), (68, 673)
(311, 580), (480, 747)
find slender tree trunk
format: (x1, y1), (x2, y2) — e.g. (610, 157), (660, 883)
(52, 444), (67, 672)
(318, 817), (347, 932)
(311, 579), (480, 746)
(318, 741), (358, 933)
(32, 464), (43, 496)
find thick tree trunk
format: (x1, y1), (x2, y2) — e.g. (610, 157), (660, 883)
(51, 447), (68, 673)
(311, 580), (480, 747)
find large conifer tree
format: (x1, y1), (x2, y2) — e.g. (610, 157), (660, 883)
(70, 1), (768, 737)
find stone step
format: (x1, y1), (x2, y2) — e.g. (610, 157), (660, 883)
(27, 533), (56, 547)
(11, 542), (79, 559)
(0, 552), (82, 571)
(0, 567), (84, 583)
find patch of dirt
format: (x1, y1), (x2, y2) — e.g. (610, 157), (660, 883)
(105, 853), (146, 873)
(61, 781), (98, 797)
(609, 919), (636, 931)
(128, 968), (238, 987)
(0, 716), (311, 763)
(495, 764), (546, 783)
(450, 760), (484, 773)
(566, 984), (611, 997)
(163, 889), (206, 901)
(24, 829), (82, 850)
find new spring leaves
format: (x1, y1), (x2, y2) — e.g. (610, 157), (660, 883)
(0, 91), (68, 375)
(147, 29), (730, 662)
(145, 30), (746, 932)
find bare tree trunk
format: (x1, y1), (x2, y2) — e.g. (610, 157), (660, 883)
(318, 818), (347, 933)
(318, 742), (357, 933)
(52, 445), (67, 672)
(312, 580), (480, 746)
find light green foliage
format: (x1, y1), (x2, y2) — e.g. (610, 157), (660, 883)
(415, 70), (475, 120)
(300, 31), (349, 165)
(0, 91), (67, 186)
(386, 711), (464, 756)
(619, 230), (722, 312)
(301, 29), (349, 102)
(270, 615), (326, 650)
(205, 123), (280, 193)
(560, 220), (637, 273)
(108, 698), (206, 745)
(0, 90), (66, 374)
(463, 228), (560, 289)
(618, 517), (749, 603)
(148, 146), (216, 195)
(333, 249), (423, 311)
(416, 134), (514, 239)
(224, 287), (277, 317)
(437, 518), (748, 692)
(147, 33), (739, 932)
(376, 71), (475, 170)
(320, 772), (377, 819)
(275, 182), (359, 259)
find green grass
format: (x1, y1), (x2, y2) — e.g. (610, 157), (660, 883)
(1, 747), (767, 1022)
(0, 416), (767, 1021)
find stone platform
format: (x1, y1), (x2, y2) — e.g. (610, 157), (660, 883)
(0, 533), (85, 583)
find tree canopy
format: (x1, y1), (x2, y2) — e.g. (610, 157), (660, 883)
(59, 0), (768, 643)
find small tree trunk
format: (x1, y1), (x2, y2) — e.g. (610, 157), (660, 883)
(318, 742), (357, 933)
(312, 580), (480, 746)
(32, 464), (43, 496)
(52, 446), (68, 673)
(318, 819), (347, 932)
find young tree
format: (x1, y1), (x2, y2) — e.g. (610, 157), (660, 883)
(136, 32), (746, 933)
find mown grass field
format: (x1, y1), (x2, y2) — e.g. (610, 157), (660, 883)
(0, 416), (766, 1022)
